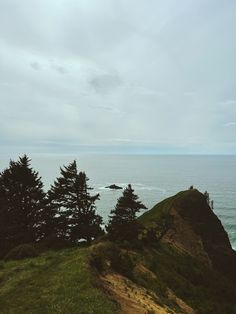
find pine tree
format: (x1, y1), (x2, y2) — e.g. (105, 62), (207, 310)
(0, 155), (46, 252)
(47, 161), (77, 240)
(0, 191), (10, 256)
(48, 161), (103, 244)
(70, 172), (103, 244)
(106, 184), (147, 243)
(204, 191), (210, 205)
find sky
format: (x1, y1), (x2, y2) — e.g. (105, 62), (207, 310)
(1, 0), (236, 155)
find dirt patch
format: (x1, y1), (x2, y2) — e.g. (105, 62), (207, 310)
(134, 264), (157, 280)
(100, 273), (173, 314)
(167, 289), (195, 314)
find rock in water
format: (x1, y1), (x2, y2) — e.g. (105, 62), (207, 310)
(105, 184), (123, 190)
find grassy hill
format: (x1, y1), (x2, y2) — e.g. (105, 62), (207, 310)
(138, 189), (198, 226)
(0, 248), (117, 314)
(1, 190), (236, 314)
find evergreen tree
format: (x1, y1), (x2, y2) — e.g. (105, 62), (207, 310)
(48, 161), (103, 244)
(0, 192), (10, 256)
(0, 155), (46, 253)
(106, 184), (147, 243)
(204, 190), (210, 205)
(38, 199), (58, 243)
(47, 161), (77, 240)
(70, 172), (103, 244)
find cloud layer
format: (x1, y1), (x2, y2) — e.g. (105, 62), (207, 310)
(1, 0), (236, 154)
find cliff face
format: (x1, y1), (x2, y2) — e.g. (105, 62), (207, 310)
(140, 189), (236, 280)
(90, 190), (236, 313)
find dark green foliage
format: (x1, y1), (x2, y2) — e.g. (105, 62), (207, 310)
(204, 190), (214, 210)
(0, 193), (9, 256)
(48, 161), (103, 244)
(4, 244), (39, 260)
(89, 241), (120, 272)
(204, 190), (210, 205)
(47, 160), (78, 239)
(89, 241), (135, 278)
(142, 244), (236, 314)
(106, 184), (147, 243)
(70, 171), (104, 244)
(0, 155), (46, 256)
(138, 194), (174, 246)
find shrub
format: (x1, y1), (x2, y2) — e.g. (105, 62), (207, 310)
(89, 241), (119, 272)
(0, 261), (5, 269)
(4, 244), (39, 261)
(89, 241), (135, 278)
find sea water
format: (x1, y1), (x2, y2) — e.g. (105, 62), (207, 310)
(0, 154), (235, 249)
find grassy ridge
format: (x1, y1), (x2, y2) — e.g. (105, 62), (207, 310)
(138, 194), (174, 225)
(138, 189), (203, 226)
(0, 248), (117, 314)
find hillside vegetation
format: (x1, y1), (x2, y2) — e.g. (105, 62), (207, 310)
(1, 190), (236, 314)
(0, 248), (117, 314)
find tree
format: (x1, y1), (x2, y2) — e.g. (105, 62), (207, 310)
(204, 190), (210, 205)
(106, 184), (147, 243)
(47, 161), (103, 244)
(47, 161), (77, 240)
(0, 192), (10, 256)
(0, 155), (46, 253)
(70, 171), (103, 245)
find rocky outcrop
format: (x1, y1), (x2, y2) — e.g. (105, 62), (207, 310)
(140, 189), (236, 281)
(93, 190), (236, 313)
(162, 206), (212, 266)
(105, 184), (123, 190)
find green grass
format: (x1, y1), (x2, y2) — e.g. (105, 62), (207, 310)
(138, 194), (174, 225)
(0, 248), (117, 314)
(138, 189), (203, 226)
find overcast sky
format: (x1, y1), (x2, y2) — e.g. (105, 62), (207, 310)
(1, 0), (236, 155)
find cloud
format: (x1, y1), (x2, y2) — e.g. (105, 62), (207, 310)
(51, 63), (67, 75)
(90, 73), (122, 94)
(224, 122), (236, 127)
(30, 62), (41, 71)
(219, 100), (236, 107)
(0, 0), (236, 154)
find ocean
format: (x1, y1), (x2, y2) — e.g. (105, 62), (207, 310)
(0, 154), (236, 249)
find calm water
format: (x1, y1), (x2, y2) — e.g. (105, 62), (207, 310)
(1, 154), (236, 249)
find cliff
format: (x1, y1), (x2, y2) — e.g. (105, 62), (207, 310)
(95, 189), (236, 313)
(139, 189), (236, 280)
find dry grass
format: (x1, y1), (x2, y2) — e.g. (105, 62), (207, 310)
(101, 272), (174, 314)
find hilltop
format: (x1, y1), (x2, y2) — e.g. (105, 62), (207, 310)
(139, 189), (236, 280)
(0, 190), (235, 313)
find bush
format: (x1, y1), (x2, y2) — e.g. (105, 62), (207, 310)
(4, 244), (39, 261)
(89, 241), (119, 272)
(89, 241), (135, 278)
